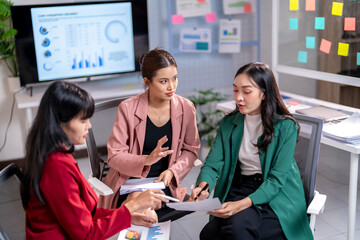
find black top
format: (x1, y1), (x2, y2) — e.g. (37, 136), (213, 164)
(143, 116), (172, 178)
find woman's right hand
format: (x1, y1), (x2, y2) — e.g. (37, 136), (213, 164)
(145, 136), (174, 166)
(189, 182), (209, 202)
(124, 189), (167, 213)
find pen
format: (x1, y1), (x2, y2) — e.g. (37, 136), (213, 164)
(194, 183), (209, 201)
(156, 194), (180, 202)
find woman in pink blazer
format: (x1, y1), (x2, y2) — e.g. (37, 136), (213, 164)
(100, 49), (200, 220)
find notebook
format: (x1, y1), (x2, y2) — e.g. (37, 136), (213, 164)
(295, 106), (350, 122)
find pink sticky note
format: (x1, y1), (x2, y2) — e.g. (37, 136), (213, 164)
(197, 0), (206, 2)
(320, 39), (332, 54)
(344, 17), (356, 31)
(205, 12), (217, 23)
(305, 0), (315, 11)
(172, 14), (184, 25)
(244, 4), (252, 13)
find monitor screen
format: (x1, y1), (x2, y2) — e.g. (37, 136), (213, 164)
(11, 0), (148, 86)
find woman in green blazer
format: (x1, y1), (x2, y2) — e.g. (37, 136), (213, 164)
(191, 63), (313, 240)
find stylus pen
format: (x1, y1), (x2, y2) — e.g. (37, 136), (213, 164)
(194, 183), (209, 201)
(156, 194), (180, 202)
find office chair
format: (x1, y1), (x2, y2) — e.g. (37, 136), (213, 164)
(86, 96), (131, 196)
(0, 163), (24, 240)
(292, 113), (327, 235)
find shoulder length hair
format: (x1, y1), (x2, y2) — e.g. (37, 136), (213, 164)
(21, 81), (94, 208)
(233, 62), (299, 153)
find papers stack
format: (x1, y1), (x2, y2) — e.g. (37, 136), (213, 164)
(120, 177), (165, 195)
(166, 197), (222, 212)
(322, 112), (360, 144)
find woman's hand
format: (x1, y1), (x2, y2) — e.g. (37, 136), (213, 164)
(208, 197), (252, 218)
(189, 182), (209, 202)
(124, 189), (168, 213)
(156, 169), (174, 187)
(145, 136), (174, 166)
(130, 211), (157, 227)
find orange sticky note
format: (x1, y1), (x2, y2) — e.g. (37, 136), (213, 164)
(289, 0), (299, 11)
(338, 42), (349, 56)
(205, 12), (217, 23)
(344, 17), (356, 31)
(320, 39), (331, 54)
(244, 4), (252, 13)
(332, 2), (343, 16)
(305, 0), (315, 11)
(172, 14), (184, 25)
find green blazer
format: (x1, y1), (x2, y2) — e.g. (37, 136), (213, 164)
(196, 112), (313, 240)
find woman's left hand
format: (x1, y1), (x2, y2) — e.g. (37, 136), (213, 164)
(208, 197), (252, 219)
(156, 170), (174, 187)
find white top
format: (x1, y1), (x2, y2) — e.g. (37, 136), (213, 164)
(239, 114), (263, 175)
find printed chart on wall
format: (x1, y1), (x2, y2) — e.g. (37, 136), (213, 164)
(31, 2), (135, 81)
(278, 0), (360, 78)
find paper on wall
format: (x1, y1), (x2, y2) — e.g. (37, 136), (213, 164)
(219, 19), (241, 53)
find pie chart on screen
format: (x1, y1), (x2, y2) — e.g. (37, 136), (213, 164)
(105, 20), (127, 43)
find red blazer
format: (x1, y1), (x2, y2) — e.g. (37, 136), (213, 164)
(99, 91), (200, 209)
(25, 151), (131, 240)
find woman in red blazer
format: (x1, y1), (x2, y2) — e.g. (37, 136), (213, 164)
(21, 81), (166, 240)
(100, 49), (200, 220)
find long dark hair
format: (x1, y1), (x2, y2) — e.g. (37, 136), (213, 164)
(139, 48), (177, 82)
(21, 81), (94, 208)
(233, 62), (298, 153)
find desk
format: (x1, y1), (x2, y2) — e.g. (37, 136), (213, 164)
(15, 81), (144, 130)
(217, 91), (360, 240)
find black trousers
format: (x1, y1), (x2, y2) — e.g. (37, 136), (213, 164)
(200, 173), (286, 240)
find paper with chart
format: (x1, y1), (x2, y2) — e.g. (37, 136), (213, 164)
(166, 197), (222, 211)
(179, 28), (212, 53)
(219, 19), (241, 53)
(223, 0), (256, 15)
(120, 177), (165, 195)
(176, 0), (212, 18)
(117, 221), (170, 240)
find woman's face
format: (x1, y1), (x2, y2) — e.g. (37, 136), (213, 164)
(61, 115), (92, 145)
(233, 73), (265, 116)
(145, 65), (178, 102)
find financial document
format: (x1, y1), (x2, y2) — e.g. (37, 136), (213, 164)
(166, 198), (222, 211)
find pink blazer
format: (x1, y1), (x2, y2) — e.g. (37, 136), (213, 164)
(99, 91), (200, 209)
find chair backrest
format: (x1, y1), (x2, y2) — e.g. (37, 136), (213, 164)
(0, 163), (25, 240)
(292, 113), (323, 207)
(86, 97), (129, 180)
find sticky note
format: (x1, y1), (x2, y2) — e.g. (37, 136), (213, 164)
(305, 0), (316, 11)
(332, 2), (343, 16)
(197, 0), (206, 2)
(244, 4), (252, 13)
(306, 36), (315, 49)
(205, 12), (217, 23)
(344, 17), (356, 31)
(287, 100), (301, 105)
(357, 53), (360, 65)
(338, 42), (349, 56)
(298, 51), (308, 63)
(172, 14), (184, 25)
(289, 0), (299, 11)
(320, 39), (331, 54)
(289, 18), (298, 30)
(314, 17), (325, 30)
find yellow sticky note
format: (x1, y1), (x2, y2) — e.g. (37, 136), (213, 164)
(338, 42), (349, 56)
(289, 0), (299, 11)
(332, 2), (343, 16)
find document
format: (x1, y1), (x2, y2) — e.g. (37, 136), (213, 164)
(166, 197), (222, 211)
(219, 19), (241, 53)
(179, 28), (212, 53)
(117, 221), (170, 240)
(176, 0), (212, 18)
(120, 177), (165, 195)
